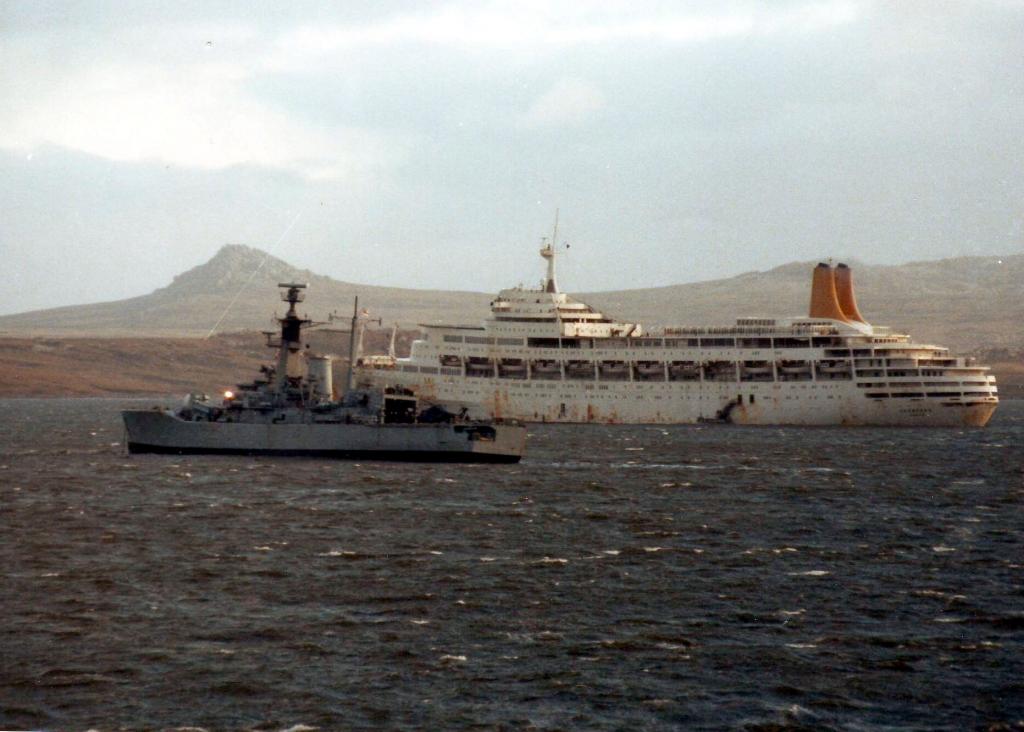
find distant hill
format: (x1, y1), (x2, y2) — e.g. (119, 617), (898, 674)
(1, 245), (1021, 352)
(0, 245), (492, 338)
(582, 255), (1024, 352)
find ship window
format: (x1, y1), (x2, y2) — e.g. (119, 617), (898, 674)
(773, 338), (810, 348)
(528, 337), (561, 348)
(738, 338), (771, 349)
(465, 336), (496, 345)
(443, 335), (463, 343)
(496, 337), (524, 345)
(700, 337), (735, 348)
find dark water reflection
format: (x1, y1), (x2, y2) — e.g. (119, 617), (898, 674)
(1, 398), (1022, 730)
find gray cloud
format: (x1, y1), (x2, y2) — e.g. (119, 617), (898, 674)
(1, 1), (1022, 314)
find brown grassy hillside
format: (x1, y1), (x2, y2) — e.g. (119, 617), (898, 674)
(1, 245), (1021, 353)
(0, 328), (406, 398)
(0, 334), (268, 397)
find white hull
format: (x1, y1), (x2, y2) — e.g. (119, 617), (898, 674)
(362, 372), (996, 427)
(123, 410), (526, 462)
(353, 249), (998, 428)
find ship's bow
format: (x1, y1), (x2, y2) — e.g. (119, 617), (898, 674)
(122, 409), (182, 453)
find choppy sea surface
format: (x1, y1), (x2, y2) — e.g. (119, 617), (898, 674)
(1, 398), (1022, 732)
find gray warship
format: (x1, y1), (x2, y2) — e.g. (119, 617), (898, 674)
(122, 283), (526, 462)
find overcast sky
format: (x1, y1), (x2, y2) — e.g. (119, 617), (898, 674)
(2, 0), (1022, 315)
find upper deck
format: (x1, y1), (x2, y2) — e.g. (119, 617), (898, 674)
(478, 285), (643, 339)
(393, 242), (992, 384)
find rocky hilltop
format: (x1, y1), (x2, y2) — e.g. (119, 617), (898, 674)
(1, 245), (1022, 352)
(0, 245), (491, 337)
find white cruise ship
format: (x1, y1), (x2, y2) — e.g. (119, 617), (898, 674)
(355, 242), (998, 426)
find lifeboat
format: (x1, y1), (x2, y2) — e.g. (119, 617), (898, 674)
(565, 360), (595, 379)
(739, 361), (773, 382)
(466, 357), (495, 377)
(598, 360), (630, 380)
(815, 359), (853, 380)
(776, 360), (813, 381)
(634, 361), (666, 381)
(530, 360), (561, 380)
(702, 360), (736, 382)
(498, 358), (527, 379)
(668, 361), (701, 381)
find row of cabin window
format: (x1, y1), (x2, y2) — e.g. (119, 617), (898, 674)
(442, 334), (851, 348)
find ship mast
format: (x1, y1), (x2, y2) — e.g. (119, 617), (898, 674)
(341, 297), (382, 396)
(387, 323), (398, 359)
(540, 208), (559, 294)
(344, 296), (359, 396)
(273, 283), (310, 398)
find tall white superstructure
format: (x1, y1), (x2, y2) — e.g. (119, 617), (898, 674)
(356, 245), (998, 427)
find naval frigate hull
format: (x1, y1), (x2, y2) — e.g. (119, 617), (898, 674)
(123, 410), (526, 463)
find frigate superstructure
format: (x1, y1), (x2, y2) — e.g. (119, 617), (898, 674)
(122, 283), (526, 462)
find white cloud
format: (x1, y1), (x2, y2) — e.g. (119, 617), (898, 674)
(267, 1), (862, 71)
(522, 78), (606, 128)
(0, 33), (405, 180)
(0, 3), (861, 176)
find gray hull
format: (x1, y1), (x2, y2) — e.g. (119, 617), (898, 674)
(123, 410), (526, 463)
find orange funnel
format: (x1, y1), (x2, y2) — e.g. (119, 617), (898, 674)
(808, 263), (849, 321)
(834, 263), (866, 323)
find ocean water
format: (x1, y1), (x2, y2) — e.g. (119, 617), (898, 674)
(1, 398), (1022, 731)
